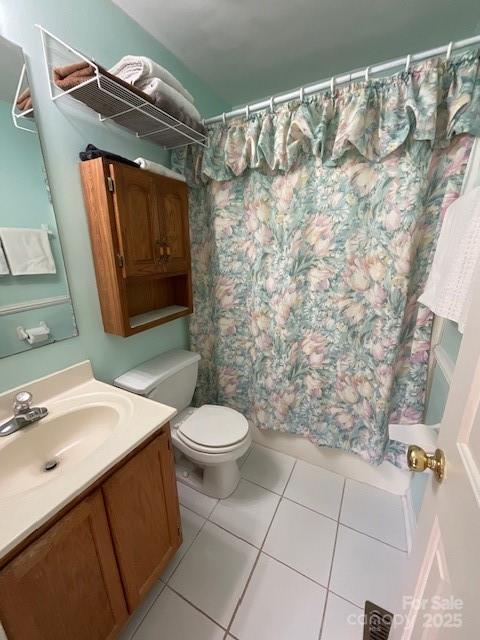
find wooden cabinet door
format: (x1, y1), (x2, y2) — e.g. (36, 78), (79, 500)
(155, 178), (190, 274)
(102, 427), (182, 611)
(110, 163), (162, 277)
(0, 491), (127, 640)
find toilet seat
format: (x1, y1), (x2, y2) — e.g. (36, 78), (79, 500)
(177, 404), (249, 453)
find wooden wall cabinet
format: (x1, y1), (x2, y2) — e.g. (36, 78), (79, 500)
(80, 159), (193, 336)
(0, 426), (181, 640)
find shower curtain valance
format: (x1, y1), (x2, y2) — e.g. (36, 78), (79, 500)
(173, 51), (480, 181)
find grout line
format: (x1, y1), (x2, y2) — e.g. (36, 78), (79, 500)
(260, 550), (330, 589)
(223, 459), (298, 638)
(282, 494), (339, 523)
(166, 584), (229, 632)
(237, 474), (285, 496)
(165, 508), (210, 586)
(327, 588), (364, 611)
(337, 522), (408, 554)
(318, 478), (346, 640)
(128, 582), (166, 640)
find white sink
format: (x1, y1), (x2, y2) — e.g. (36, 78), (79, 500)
(0, 392), (132, 499)
(0, 361), (176, 558)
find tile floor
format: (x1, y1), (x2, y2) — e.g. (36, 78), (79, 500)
(120, 443), (408, 640)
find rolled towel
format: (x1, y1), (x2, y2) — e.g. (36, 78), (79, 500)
(53, 61), (95, 90)
(139, 77), (201, 124)
(109, 55), (194, 103)
(135, 158), (186, 182)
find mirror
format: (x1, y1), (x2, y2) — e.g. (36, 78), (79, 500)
(0, 35), (77, 358)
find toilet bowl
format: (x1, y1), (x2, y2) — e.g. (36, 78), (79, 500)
(114, 350), (251, 498)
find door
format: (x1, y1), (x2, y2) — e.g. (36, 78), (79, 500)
(102, 427), (182, 611)
(0, 491), (127, 640)
(110, 162), (162, 277)
(155, 177), (190, 274)
(399, 277), (480, 638)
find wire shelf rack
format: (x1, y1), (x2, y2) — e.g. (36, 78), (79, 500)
(11, 64), (36, 133)
(36, 25), (207, 150)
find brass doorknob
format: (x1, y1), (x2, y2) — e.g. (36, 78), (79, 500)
(407, 445), (445, 482)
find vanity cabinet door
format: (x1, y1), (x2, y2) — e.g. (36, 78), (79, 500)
(154, 177), (190, 274)
(110, 163), (162, 277)
(0, 491), (127, 640)
(102, 426), (182, 611)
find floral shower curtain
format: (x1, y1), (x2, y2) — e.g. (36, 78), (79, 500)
(173, 51), (480, 466)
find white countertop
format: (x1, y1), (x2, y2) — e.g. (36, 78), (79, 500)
(0, 361), (176, 560)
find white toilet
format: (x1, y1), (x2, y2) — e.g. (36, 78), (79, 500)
(114, 349), (251, 498)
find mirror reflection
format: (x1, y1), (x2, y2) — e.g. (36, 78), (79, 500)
(0, 35), (77, 358)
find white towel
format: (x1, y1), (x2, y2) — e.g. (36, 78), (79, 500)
(0, 244), (10, 275)
(135, 158), (186, 182)
(109, 55), (194, 104)
(137, 77), (201, 124)
(0, 228), (56, 275)
(419, 185), (480, 332)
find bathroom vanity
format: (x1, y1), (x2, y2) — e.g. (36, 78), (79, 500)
(0, 362), (181, 640)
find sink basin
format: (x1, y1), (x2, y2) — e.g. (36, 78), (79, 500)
(0, 394), (131, 499)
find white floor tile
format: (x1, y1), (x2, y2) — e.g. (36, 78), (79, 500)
(263, 499), (337, 586)
(241, 445), (295, 493)
(231, 553), (326, 640)
(162, 506), (205, 581)
(321, 593), (363, 640)
(330, 526), (407, 613)
(177, 481), (218, 518)
(134, 587), (224, 640)
(210, 479), (280, 547)
(284, 460), (345, 520)
(169, 521), (257, 627)
(118, 580), (165, 640)
(340, 479), (407, 550)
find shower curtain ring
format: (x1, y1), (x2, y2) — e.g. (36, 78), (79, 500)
(446, 41), (453, 60)
(245, 104), (250, 118)
(364, 66), (370, 82)
(270, 96), (275, 113)
(405, 54), (411, 72)
(299, 86), (304, 102)
(330, 76), (335, 94)
(222, 112), (226, 125)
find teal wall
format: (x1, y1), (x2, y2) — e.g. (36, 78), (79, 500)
(0, 0), (229, 392)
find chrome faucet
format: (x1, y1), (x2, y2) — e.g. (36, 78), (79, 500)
(0, 391), (48, 437)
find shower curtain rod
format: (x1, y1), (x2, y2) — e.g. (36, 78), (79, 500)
(204, 34), (480, 125)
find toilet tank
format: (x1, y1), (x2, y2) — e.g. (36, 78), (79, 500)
(113, 349), (201, 412)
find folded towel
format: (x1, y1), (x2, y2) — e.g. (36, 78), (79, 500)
(0, 228), (56, 275)
(109, 55), (194, 103)
(16, 88), (33, 113)
(79, 144), (139, 167)
(138, 77), (201, 124)
(53, 61), (95, 91)
(419, 186), (480, 332)
(135, 158), (186, 182)
(0, 244), (10, 275)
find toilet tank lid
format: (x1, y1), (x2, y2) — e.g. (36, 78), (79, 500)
(113, 349), (201, 395)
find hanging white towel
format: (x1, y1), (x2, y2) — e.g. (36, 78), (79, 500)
(135, 158), (186, 182)
(0, 244), (10, 275)
(0, 228), (56, 275)
(419, 185), (480, 332)
(461, 137), (480, 194)
(109, 55), (194, 103)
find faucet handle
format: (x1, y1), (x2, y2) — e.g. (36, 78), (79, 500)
(14, 391), (33, 414)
